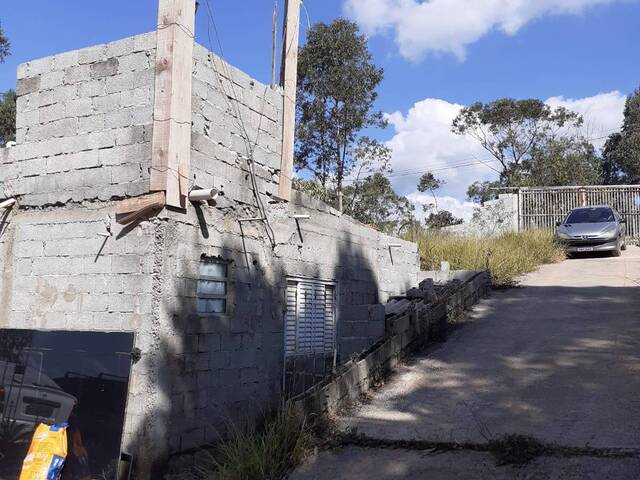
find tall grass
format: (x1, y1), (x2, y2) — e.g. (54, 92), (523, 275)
(179, 403), (310, 480)
(404, 229), (565, 287)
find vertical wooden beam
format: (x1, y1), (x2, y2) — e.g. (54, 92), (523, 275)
(150, 0), (196, 209)
(275, 0), (301, 202)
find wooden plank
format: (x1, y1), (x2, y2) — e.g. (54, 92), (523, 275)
(150, 0), (196, 209)
(275, 0), (301, 202)
(116, 192), (166, 224)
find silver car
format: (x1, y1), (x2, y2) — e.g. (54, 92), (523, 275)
(556, 205), (627, 257)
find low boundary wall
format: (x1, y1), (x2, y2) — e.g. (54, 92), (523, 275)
(294, 271), (491, 416)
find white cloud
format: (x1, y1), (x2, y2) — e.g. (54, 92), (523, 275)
(385, 97), (497, 199)
(344, 0), (622, 61)
(408, 192), (478, 221)
(545, 91), (626, 148)
(385, 91), (626, 216)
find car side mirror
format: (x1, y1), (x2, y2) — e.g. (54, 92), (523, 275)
(620, 218), (627, 224)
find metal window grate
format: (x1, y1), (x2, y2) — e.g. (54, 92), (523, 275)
(285, 280), (335, 355)
(197, 258), (228, 314)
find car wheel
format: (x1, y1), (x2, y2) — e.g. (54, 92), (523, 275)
(621, 241), (627, 251)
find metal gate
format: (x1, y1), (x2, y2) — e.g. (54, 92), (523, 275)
(518, 185), (640, 238)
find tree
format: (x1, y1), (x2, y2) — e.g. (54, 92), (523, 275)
(602, 133), (623, 184)
(344, 172), (414, 233)
(0, 23), (9, 63)
(0, 23), (12, 148)
(452, 98), (583, 186)
(525, 137), (602, 186)
(424, 210), (463, 229)
(295, 19), (386, 210)
(417, 172), (444, 209)
(602, 88), (640, 183)
(0, 90), (16, 146)
(466, 180), (500, 204)
(295, 173), (415, 234)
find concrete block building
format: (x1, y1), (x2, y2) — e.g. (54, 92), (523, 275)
(0, 25), (419, 479)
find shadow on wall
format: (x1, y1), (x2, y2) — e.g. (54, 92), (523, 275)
(126, 218), (290, 477)
(123, 214), (389, 476)
(284, 231), (382, 397)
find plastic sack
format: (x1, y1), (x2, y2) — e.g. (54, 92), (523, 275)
(19, 423), (68, 480)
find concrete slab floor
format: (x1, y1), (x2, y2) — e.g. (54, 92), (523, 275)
(290, 246), (640, 478)
(290, 446), (640, 480)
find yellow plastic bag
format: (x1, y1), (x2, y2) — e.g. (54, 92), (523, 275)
(19, 423), (68, 480)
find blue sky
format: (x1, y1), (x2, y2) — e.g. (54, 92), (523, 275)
(2, 0), (639, 217)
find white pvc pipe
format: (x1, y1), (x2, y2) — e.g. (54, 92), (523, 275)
(0, 198), (16, 209)
(188, 188), (219, 202)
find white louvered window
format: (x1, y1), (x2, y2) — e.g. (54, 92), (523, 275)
(285, 279), (336, 355)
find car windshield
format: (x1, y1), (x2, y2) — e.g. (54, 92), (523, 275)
(565, 207), (614, 224)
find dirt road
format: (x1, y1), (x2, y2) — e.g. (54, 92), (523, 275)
(291, 247), (640, 479)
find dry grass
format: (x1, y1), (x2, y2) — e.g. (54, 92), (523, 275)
(404, 229), (565, 287)
(177, 403), (311, 480)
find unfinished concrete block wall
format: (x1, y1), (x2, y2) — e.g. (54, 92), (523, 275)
(9, 33), (156, 206)
(0, 34), (420, 475)
(150, 43), (419, 451)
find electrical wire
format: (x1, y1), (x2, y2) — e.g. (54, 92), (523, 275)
(202, 0), (277, 247)
(341, 127), (624, 186)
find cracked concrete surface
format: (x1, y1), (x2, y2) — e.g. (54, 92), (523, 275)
(290, 247), (640, 479)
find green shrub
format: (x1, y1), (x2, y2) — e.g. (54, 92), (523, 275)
(181, 403), (310, 480)
(404, 229), (564, 287)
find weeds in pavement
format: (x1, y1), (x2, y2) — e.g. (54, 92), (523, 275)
(487, 434), (550, 465)
(177, 403), (311, 480)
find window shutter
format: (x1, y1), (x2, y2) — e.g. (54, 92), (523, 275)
(285, 282), (298, 355)
(284, 280), (335, 355)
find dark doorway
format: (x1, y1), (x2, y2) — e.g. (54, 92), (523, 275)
(0, 329), (134, 480)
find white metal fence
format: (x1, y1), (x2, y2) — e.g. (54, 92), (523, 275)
(518, 186), (640, 238)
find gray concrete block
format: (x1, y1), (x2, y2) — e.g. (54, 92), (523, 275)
(111, 164), (142, 183)
(17, 62), (29, 80)
(86, 130), (117, 149)
(118, 52), (150, 73)
(90, 57), (119, 79)
(64, 64), (91, 85)
(52, 51), (79, 70)
(78, 44), (106, 64)
(78, 114), (105, 134)
(105, 72), (137, 94)
(16, 76), (41, 96)
(133, 32), (156, 52)
(92, 92), (122, 113)
(78, 79), (106, 98)
(40, 70), (65, 90)
(105, 37), (135, 58)
(66, 97), (95, 117)
(39, 103), (65, 123)
(120, 87), (152, 108)
(39, 84), (78, 107)
(25, 56), (54, 76)
(104, 109), (133, 129)
(130, 105), (153, 125)
(115, 125), (145, 146)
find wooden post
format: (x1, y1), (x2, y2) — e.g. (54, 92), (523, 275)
(150, 0), (196, 209)
(271, 1), (278, 89)
(275, 0), (301, 202)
